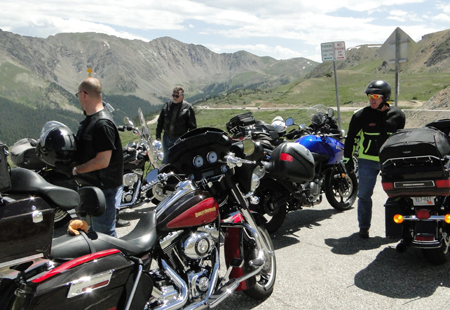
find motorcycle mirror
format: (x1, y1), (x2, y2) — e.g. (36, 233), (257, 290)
(145, 168), (159, 183)
(123, 117), (134, 127)
(242, 139), (255, 156)
(285, 117), (294, 126)
(327, 108), (334, 117)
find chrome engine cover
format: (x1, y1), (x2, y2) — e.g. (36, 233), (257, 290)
(182, 226), (219, 260)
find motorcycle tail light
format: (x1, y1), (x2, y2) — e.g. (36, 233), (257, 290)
(445, 214), (450, 224)
(382, 182), (394, 191)
(416, 209), (430, 220)
(280, 153), (293, 162)
(436, 179), (450, 188)
(415, 234), (435, 242)
(393, 214), (403, 224)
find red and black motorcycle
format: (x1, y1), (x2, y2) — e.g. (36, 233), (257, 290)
(0, 127), (276, 309)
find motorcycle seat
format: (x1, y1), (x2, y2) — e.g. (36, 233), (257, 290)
(49, 211), (158, 261)
(7, 168), (80, 210)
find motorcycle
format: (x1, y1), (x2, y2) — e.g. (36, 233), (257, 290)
(116, 107), (163, 209)
(0, 127), (276, 309)
(380, 119), (450, 265)
(236, 105), (358, 233)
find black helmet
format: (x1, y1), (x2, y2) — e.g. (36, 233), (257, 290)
(36, 121), (77, 167)
(364, 80), (391, 100)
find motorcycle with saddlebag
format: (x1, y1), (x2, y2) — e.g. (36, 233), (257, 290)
(0, 127), (276, 309)
(381, 120), (450, 265)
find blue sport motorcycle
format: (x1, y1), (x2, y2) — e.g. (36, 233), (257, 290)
(255, 105), (358, 233)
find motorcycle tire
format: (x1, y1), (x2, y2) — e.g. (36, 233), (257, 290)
(254, 179), (288, 233)
(54, 208), (72, 228)
(243, 225), (277, 300)
(422, 241), (450, 265)
(325, 170), (358, 211)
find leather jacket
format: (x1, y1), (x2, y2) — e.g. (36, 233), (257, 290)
(156, 100), (197, 139)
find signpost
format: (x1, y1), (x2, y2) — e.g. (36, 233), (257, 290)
(321, 41), (346, 129)
(378, 27), (418, 106)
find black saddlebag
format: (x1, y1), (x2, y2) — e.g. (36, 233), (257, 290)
(384, 198), (403, 239)
(380, 126), (450, 197)
(226, 112), (256, 135)
(267, 142), (315, 183)
(0, 196), (54, 265)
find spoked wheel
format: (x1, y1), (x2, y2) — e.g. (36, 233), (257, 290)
(325, 169), (358, 211)
(54, 208), (72, 228)
(422, 237), (450, 265)
(243, 225), (277, 300)
(253, 179), (288, 233)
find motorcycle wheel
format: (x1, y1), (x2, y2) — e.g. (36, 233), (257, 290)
(254, 179), (287, 233)
(324, 170), (358, 211)
(422, 240), (450, 265)
(243, 225), (277, 300)
(54, 208), (72, 228)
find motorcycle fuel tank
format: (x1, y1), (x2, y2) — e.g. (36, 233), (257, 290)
(157, 189), (219, 232)
(297, 135), (344, 165)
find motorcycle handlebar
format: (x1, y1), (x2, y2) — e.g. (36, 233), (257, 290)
(117, 125), (137, 132)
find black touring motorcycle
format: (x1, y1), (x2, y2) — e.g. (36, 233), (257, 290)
(0, 128), (276, 309)
(381, 120), (450, 265)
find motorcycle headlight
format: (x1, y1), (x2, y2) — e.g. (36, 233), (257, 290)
(250, 173), (261, 192)
(123, 173), (139, 186)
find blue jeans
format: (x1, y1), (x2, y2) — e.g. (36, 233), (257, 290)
(162, 134), (179, 164)
(357, 159), (381, 230)
(91, 186), (119, 237)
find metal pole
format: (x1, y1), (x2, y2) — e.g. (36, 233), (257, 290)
(333, 60), (342, 129)
(395, 28), (400, 107)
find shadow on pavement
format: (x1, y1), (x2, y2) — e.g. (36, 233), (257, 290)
(324, 233), (398, 255)
(270, 208), (337, 250)
(354, 247), (450, 299)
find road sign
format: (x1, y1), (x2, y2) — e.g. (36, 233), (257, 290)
(321, 41), (346, 62)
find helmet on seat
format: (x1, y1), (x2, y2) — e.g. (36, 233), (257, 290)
(36, 121), (77, 167)
(364, 80), (391, 100)
(271, 116), (287, 134)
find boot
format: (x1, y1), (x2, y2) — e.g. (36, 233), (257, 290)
(116, 210), (130, 227)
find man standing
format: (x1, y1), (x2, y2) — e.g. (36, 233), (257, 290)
(156, 86), (197, 164)
(344, 80), (405, 239)
(73, 77), (124, 237)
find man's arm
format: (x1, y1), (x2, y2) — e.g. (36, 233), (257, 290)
(74, 150), (112, 174)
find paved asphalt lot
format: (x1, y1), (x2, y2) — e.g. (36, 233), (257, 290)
(57, 177), (450, 309)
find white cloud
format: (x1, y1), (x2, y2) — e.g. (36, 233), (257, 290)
(433, 13), (450, 22)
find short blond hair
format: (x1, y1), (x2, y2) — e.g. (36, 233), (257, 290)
(173, 86), (184, 95)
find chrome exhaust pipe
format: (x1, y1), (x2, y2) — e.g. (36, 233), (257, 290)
(154, 259), (189, 310)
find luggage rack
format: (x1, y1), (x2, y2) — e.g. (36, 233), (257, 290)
(382, 155), (448, 168)
(382, 155), (450, 182)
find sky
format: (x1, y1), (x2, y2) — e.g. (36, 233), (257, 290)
(1, 0), (450, 62)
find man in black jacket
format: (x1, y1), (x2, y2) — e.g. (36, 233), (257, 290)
(156, 86), (197, 164)
(73, 77), (124, 237)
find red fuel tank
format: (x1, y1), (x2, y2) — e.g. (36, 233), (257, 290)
(157, 190), (219, 232)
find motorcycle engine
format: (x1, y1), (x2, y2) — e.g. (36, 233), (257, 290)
(182, 226), (220, 260)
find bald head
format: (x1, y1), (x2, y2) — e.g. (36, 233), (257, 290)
(79, 77), (102, 100)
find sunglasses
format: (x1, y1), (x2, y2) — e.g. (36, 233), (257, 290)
(172, 94), (183, 98)
(367, 94), (383, 99)
(76, 91), (88, 98)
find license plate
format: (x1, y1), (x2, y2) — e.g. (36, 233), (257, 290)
(412, 196), (435, 206)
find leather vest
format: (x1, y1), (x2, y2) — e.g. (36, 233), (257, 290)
(75, 110), (123, 189)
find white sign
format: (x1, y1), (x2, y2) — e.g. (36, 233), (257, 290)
(321, 41), (346, 62)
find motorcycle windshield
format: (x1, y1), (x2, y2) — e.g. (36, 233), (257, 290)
(307, 105), (329, 126)
(138, 107), (158, 168)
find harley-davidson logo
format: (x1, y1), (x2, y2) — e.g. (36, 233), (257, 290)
(195, 207), (217, 218)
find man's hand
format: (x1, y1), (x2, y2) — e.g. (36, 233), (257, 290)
(345, 159), (355, 173)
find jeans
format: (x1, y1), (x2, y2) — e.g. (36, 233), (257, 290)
(357, 159), (381, 230)
(90, 186), (119, 237)
(162, 134), (179, 164)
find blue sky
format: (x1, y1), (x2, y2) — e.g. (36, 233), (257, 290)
(1, 0), (449, 62)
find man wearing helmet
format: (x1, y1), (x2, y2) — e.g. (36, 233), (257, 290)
(72, 77), (124, 237)
(344, 80), (405, 239)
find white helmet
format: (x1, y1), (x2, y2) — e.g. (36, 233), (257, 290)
(271, 118), (287, 134)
